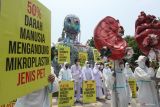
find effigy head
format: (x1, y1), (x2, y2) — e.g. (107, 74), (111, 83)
(94, 16), (128, 60)
(135, 11), (160, 56)
(64, 14), (80, 36)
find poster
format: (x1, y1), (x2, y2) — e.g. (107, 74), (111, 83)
(83, 80), (96, 103)
(0, 0), (51, 105)
(79, 52), (88, 66)
(58, 81), (74, 107)
(57, 45), (70, 64)
(93, 49), (101, 62)
(128, 79), (137, 98)
(0, 100), (16, 107)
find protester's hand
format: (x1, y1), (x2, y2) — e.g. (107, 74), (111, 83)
(48, 74), (55, 83)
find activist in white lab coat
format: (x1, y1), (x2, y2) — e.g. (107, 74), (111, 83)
(15, 67), (55, 107)
(134, 55), (159, 107)
(111, 60), (128, 107)
(93, 62), (103, 99)
(103, 63), (112, 99)
(59, 62), (73, 81)
(156, 62), (160, 78)
(124, 62), (134, 104)
(82, 61), (94, 80)
(71, 59), (82, 102)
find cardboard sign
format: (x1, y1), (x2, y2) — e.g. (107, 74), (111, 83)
(93, 49), (101, 62)
(0, 100), (16, 107)
(79, 52), (88, 66)
(58, 81), (74, 107)
(0, 0), (51, 105)
(83, 80), (96, 103)
(57, 45), (70, 64)
(128, 79), (137, 98)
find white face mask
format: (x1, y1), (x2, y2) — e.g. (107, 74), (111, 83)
(125, 64), (129, 69)
(100, 65), (104, 69)
(76, 62), (80, 66)
(138, 61), (145, 68)
(120, 64), (124, 69)
(86, 64), (90, 68)
(96, 65), (100, 68)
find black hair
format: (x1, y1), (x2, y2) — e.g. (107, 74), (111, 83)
(100, 62), (104, 65)
(74, 58), (80, 64)
(145, 58), (150, 68)
(119, 26), (124, 35)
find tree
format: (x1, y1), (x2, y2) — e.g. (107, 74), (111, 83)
(87, 36), (143, 67)
(87, 37), (95, 48)
(124, 35), (143, 63)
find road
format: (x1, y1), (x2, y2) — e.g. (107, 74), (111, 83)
(52, 97), (138, 107)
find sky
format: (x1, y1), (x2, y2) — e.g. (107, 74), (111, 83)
(38, 0), (160, 44)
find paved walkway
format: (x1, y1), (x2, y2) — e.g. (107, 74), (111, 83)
(52, 97), (137, 107)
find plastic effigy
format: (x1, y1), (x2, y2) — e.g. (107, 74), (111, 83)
(58, 14), (80, 44)
(135, 11), (160, 56)
(94, 16), (128, 60)
(52, 15), (95, 75)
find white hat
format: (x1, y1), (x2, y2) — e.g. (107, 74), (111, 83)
(135, 55), (146, 62)
(64, 62), (68, 66)
(125, 62), (129, 65)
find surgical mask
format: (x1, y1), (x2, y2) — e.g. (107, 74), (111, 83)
(86, 64), (90, 68)
(137, 61), (146, 68)
(120, 64), (124, 69)
(65, 65), (69, 69)
(76, 62), (80, 65)
(100, 65), (104, 69)
(118, 32), (123, 36)
(125, 64), (129, 69)
(96, 64), (100, 68)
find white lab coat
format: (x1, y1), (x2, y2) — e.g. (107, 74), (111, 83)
(15, 87), (51, 107)
(156, 63), (160, 78)
(102, 67), (113, 98)
(156, 64), (160, 87)
(15, 67), (57, 107)
(103, 67), (113, 88)
(93, 67), (103, 98)
(71, 64), (82, 100)
(58, 68), (73, 81)
(124, 67), (134, 103)
(71, 65), (82, 82)
(134, 66), (159, 107)
(82, 66), (94, 80)
(111, 60), (128, 107)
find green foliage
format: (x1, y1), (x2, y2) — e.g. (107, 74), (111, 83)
(124, 35), (143, 63)
(87, 37), (95, 48)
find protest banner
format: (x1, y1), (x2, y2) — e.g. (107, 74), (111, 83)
(58, 81), (74, 107)
(0, 100), (16, 107)
(128, 79), (137, 98)
(79, 52), (88, 66)
(83, 80), (96, 103)
(0, 0), (51, 105)
(57, 45), (70, 64)
(93, 49), (101, 62)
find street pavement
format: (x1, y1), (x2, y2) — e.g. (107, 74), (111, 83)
(52, 97), (137, 107)
(52, 97), (111, 107)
